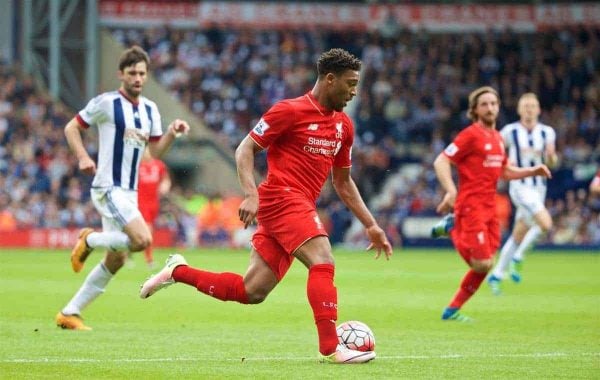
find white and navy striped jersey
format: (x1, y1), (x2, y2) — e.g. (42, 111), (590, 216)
(76, 90), (163, 190)
(500, 121), (556, 190)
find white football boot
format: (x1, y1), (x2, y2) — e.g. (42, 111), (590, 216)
(139, 253), (188, 299)
(319, 344), (376, 364)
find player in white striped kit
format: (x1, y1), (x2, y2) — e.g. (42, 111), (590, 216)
(56, 46), (190, 330)
(488, 93), (558, 295)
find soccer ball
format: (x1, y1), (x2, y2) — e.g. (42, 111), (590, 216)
(336, 320), (375, 352)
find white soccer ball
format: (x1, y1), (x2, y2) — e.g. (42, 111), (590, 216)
(336, 320), (375, 352)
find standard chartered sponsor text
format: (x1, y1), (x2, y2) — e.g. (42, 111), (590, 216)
(307, 136), (337, 147)
(483, 154), (504, 167)
(303, 145), (337, 155)
(304, 136), (338, 156)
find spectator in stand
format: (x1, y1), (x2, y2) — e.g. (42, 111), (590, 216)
(196, 192), (230, 247)
(0, 193), (16, 231)
(590, 170), (600, 196)
(1, 24), (599, 249)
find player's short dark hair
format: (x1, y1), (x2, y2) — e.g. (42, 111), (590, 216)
(317, 48), (361, 77)
(467, 86), (500, 121)
(118, 46), (150, 71)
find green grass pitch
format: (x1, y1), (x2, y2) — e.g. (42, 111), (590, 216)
(1, 248), (598, 379)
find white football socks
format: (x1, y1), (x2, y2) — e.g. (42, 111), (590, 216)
(492, 236), (517, 279)
(86, 231), (130, 252)
(62, 262), (113, 315)
(513, 225), (542, 261)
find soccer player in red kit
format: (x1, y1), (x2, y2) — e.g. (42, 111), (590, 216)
(140, 48), (393, 363)
(433, 86), (551, 321)
(137, 148), (171, 268)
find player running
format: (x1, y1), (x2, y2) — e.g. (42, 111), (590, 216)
(56, 46), (189, 330)
(140, 48), (392, 363)
(433, 86), (550, 321)
(487, 93), (558, 295)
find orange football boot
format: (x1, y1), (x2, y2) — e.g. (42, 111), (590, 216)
(71, 228), (94, 273)
(55, 312), (92, 331)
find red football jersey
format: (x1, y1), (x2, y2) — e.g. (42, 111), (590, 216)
(249, 92), (354, 203)
(138, 159), (167, 208)
(443, 122), (507, 211)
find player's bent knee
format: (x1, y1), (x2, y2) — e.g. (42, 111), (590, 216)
(535, 210), (553, 233)
(539, 220), (553, 233)
(129, 235), (152, 252)
(245, 290), (268, 304)
(470, 259), (493, 273)
(244, 281), (274, 304)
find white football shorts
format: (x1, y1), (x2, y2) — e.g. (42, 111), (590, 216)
(509, 185), (547, 226)
(91, 187), (142, 231)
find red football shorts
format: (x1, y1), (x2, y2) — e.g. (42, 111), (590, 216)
(139, 204), (159, 225)
(450, 208), (500, 263)
(252, 197), (328, 281)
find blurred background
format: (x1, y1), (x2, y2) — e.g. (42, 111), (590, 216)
(0, 0), (598, 251)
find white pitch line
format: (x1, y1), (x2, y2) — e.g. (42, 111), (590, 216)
(3, 352), (599, 364)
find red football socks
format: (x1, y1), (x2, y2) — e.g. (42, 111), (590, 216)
(307, 263), (338, 355)
(172, 266), (249, 304)
(449, 269), (487, 308)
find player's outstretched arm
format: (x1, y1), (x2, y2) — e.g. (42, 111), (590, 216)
(502, 163), (551, 181)
(148, 119), (190, 158)
(64, 118), (96, 176)
(332, 167), (393, 259)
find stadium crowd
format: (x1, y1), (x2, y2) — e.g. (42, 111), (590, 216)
(0, 25), (598, 247)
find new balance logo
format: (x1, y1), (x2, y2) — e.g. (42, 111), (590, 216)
(308, 123), (319, 131)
